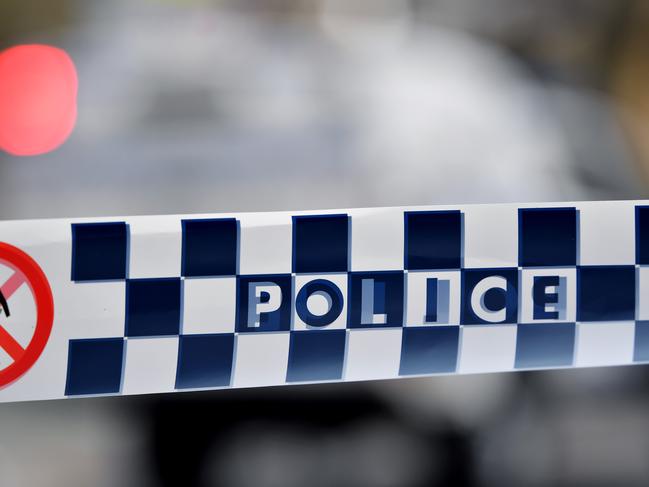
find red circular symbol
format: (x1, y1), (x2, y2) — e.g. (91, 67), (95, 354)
(0, 242), (54, 387)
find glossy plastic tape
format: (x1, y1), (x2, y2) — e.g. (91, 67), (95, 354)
(0, 200), (648, 402)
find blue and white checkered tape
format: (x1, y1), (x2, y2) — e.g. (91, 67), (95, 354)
(0, 200), (648, 402)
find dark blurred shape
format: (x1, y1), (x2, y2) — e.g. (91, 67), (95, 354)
(612, 1), (649, 183)
(147, 384), (473, 487)
(0, 0), (77, 46)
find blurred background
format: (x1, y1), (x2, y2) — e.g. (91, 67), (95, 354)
(2, 0), (649, 485)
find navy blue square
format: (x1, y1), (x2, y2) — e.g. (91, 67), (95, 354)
(175, 334), (234, 389)
(519, 208), (577, 267)
(348, 271), (404, 328)
(293, 214), (349, 273)
(636, 206), (649, 264)
(405, 211), (462, 270)
(577, 266), (635, 322)
(286, 330), (346, 382)
(515, 323), (575, 369)
(126, 278), (181, 337)
(399, 326), (459, 376)
(236, 274), (292, 333)
(71, 222), (127, 281)
(461, 268), (518, 324)
(65, 338), (124, 395)
(182, 219), (238, 277)
(634, 321), (649, 362)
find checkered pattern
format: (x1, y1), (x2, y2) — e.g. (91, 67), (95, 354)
(63, 202), (649, 396)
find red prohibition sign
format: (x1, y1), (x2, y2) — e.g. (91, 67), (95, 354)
(0, 242), (54, 388)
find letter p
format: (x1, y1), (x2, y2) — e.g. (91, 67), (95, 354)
(247, 282), (283, 328)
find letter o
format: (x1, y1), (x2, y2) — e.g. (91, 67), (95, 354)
(295, 279), (344, 327)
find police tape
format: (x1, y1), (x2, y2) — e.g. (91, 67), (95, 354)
(0, 200), (647, 402)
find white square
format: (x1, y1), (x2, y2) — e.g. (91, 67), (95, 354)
(59, 280), (126, 339)
(578, 201), (635, 265)
(520, 268), (576, 323)
(463, 204), (518, 268)
(351, 208), (403, 271)
(183, 277), (236, 334)
(344, 328), (402, 381)
(233, 332), (290, 387)
(239, 212), (292, 275)
(127, 217), (181, 278)
(575, 321), (635, 367)
(122, 337), (179, 395)
(292, 273), (347, 330)
(637, 267), (649, 320)
(406, 271), (461, 326)
(458, 325), (517, 373)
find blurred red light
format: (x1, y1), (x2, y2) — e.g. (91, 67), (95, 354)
(0, 44), (78, 156)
